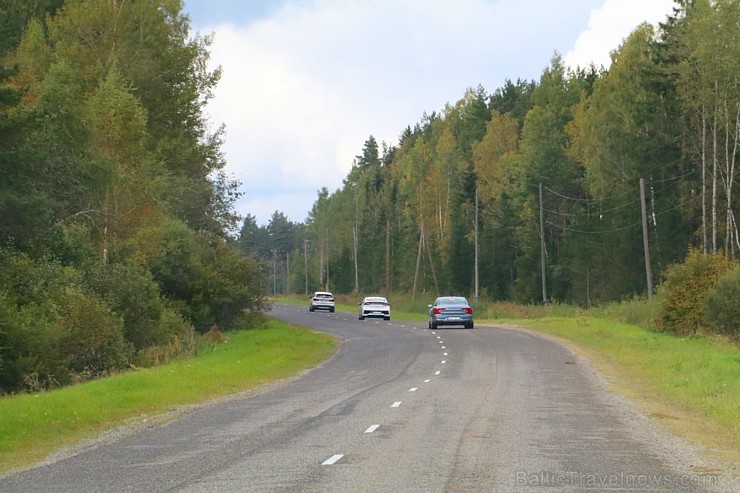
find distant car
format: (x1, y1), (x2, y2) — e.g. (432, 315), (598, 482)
(358, 296), (391, 320)
(428, 296), (473, 329)
(309, 291), (335, 312)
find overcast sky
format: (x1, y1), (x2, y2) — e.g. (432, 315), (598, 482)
(182, 0), (676, 226)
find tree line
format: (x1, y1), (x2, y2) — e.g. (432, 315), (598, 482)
(0, 0), (265, 393)
(1, 1), (737, 393)
(240, 0), (738, 313)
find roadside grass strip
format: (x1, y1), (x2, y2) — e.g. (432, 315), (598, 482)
(523, 317), (739, 463)
(0, 321), (338, 475)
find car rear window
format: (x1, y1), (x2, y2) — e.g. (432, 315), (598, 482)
(439, 297), (467, 305)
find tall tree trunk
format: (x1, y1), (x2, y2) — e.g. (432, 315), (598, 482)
(702, 109), (707, 253)
(724, 102), (738, 257)
(712, 93), (718, 253)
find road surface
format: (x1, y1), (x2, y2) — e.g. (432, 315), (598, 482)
(0, 304), (731, 492)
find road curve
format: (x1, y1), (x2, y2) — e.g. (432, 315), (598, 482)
(0, 304), (731, 492)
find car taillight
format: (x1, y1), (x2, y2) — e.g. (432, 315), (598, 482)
(329, 298), (334, 302)
(463, 307), (473, 315)
(433, 307), (444, 315)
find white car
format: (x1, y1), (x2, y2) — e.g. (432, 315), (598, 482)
(358, 296), (391, 320)
(309, 291), (335, 312)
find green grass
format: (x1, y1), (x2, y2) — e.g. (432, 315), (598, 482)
(0, 321), (337, 475)
(520, 317), (739, 458)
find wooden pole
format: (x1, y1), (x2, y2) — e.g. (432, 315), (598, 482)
(640, 178), (654, 300)
(539, 183), (548, 305)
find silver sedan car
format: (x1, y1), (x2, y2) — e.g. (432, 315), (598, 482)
(358, 296), (391, 320)
(428, 296), (473, 329)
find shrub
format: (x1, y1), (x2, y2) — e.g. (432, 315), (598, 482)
(55, 289), (132, 383)
(86, 261), (174, 351)
(703, 265), (740, 337)
(132, 327), (204, 368)
(656, 250), (735, 335)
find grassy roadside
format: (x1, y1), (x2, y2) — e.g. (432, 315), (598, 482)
(3, 297), (736, 475)
(517, 317), (739, 466)
(0, 320), (337, 475)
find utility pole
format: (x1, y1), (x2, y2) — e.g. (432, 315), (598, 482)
(423, 224), (439, 295)
(325, 231), (330, 291)
(412, 221), (423, 300)
(385, 220), (390, 297)
(640, 178), (654, 300)
(539, 183), (548, 305)
(352, 225), (359, 294)
(304, 239), (308, 295)
(474, 188), (479, 306)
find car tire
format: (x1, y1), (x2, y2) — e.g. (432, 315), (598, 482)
(466, 322), (474, 329)
(309, 306), (314, 312)
(384, 316), (390, 321)
(330, 308), (335, 313)
(430, 321), (437, 330)
(359, 315), (364, 320)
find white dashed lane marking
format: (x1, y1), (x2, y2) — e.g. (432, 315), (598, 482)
(391, 401), (402, 408)
(365, 425), (380, 434)
(322, 454), (344, 466)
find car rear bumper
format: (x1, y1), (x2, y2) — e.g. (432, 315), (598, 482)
(311, 303), (335, 310)
(361, 310), (390, 318)
(431, 315), (473, 326)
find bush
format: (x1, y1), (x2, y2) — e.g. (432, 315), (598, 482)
(703, 265), (740, 337)
(55, 289), (132, 383)
(656, 250), (735, 335)
(86, 261), (175, 351)
(148, 222), (267, 332)
(132, 327), (203, 368)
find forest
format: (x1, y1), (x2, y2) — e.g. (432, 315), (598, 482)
(1, 0), (738, 393)
(240, 1), (738, 307)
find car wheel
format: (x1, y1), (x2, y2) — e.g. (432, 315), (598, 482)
(384, 316), (390, 321)
(359, 315), (364, 320)
(466, 322), (474, 329)
(430, 321), (438, 330)
(330, 308), (335, 313)
(309, 306), (314, 312)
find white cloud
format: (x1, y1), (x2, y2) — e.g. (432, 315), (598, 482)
(194, 0), (676, 226)
(564, 0), (675, 70)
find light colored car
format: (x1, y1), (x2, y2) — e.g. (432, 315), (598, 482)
(309, 291), (335, 312)
(358, 296), (391, 320)
(428, 296), (473, 329)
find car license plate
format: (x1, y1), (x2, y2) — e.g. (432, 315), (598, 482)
(449, 316), (460, 320)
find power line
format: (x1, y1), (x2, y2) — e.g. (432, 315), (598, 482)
(544, 197), (641, 218)
(545, 219), (643, 234)
(543, 185), (632, 203)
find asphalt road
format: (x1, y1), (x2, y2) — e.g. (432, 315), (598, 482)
(0, 304), (730, 492)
